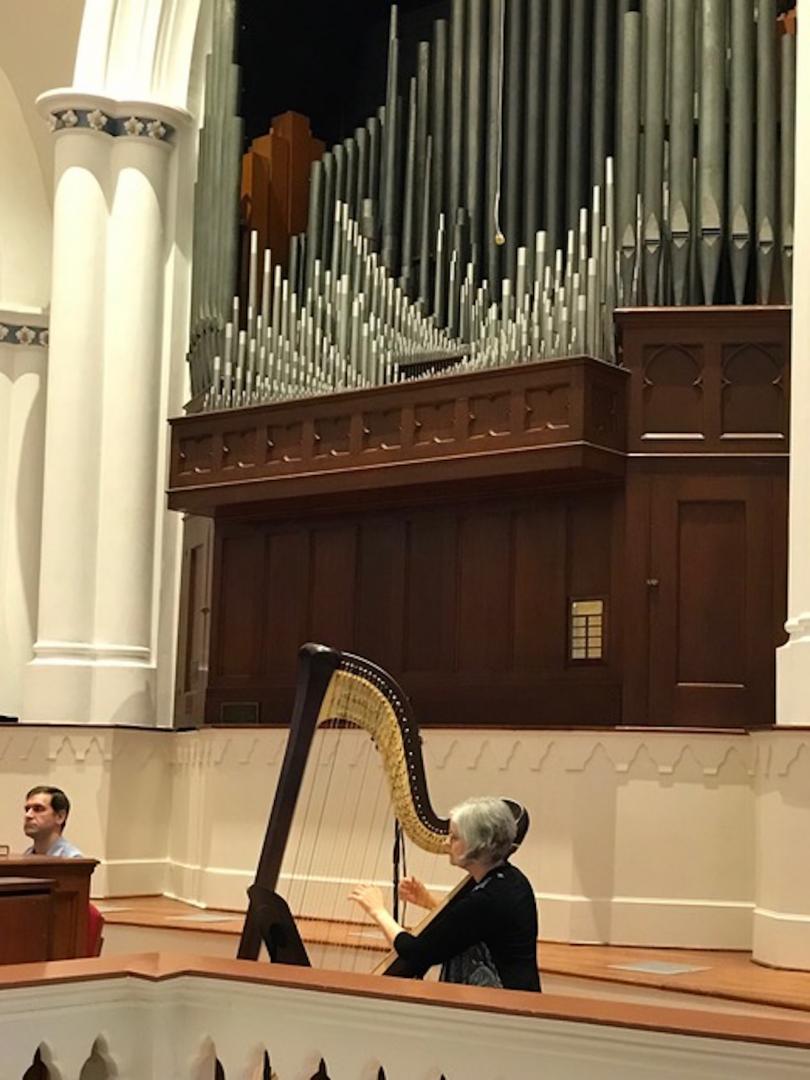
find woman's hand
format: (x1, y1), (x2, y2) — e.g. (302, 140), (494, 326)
(349, 883), (404, 945)
(348, 883), (386, 919)
(398, 876), (437, 910)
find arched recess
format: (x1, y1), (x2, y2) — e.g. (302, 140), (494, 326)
(22, 1044), (64, 1080)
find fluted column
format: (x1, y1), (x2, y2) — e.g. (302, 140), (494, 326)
(752, 17), (810, 970)
(23, 92), (188, 725)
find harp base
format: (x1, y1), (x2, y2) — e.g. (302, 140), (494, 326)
(238, 884), (311, 966)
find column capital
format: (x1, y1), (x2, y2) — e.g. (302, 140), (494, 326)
(36, 89), (192, 147)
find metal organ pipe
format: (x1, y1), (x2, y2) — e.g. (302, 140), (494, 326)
(756, 0), (778, 303)
(189, 0), (797, 410)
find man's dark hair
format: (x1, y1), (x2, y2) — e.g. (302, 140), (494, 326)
(26, 786), (71, 832)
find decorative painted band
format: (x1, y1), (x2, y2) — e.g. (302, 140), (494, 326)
(0, 323), (48, 348)
(48, 108), (174, 143)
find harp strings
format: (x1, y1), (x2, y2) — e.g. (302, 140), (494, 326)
(328, 678), (394, 972)
(283, 669), (389, 967)
(322, 684), (387, 967)
(283, 708), (338, 919)
(289, 668), (358, 931)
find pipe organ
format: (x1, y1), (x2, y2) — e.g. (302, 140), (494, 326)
(169, 2), (794, 733)
(185, 1), (796, 411)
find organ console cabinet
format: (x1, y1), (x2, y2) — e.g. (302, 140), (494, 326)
(168, 306), (790, 730)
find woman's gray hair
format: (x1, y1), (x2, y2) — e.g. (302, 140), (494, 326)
(450, 797), (517, 865)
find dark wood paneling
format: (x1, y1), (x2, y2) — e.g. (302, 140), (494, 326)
(513, 504), (567, 671)
(212, 531), (265, 680)
(457, 511), (514, 672)
(264, 528), (310, 673)
(403, 512), (458, 673)
(675, 501), (746, 686)
(354, 519), (406, 672)
(206, 488), (622, 727)
(567, 493), (613, 599)
(308, 525), (357, 650)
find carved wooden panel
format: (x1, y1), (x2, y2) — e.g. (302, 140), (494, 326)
(222, 428), (258, 470)
(362, 408), (402, 451)
(721, 343), (787, 438)
(168, 357), (628, 514)
(266, 421), (304, 463)
(523, 384), (570, 435)
(177, 434), (214, 476)
(313, 415), (352, 457)
(618, 306), (790, 454)
(414, 400), (456, 445)
(641, 344), (704, 438)
(468, 392), (511, 439)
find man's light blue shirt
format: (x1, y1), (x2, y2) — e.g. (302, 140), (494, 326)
(24, 837), (83, 858)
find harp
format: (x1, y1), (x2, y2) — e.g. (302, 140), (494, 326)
(237, 642), (528, 973)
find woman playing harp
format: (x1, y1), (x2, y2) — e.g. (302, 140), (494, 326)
(350, 796), (541, 992)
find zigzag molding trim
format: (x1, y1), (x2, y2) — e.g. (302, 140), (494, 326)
(1, 727), (807, 778)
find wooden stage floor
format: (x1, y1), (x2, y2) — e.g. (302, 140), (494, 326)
(94, 895), (810, 1015)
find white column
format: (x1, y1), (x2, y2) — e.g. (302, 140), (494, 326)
(752, 20), (810, 971)
(776, 15), (810, 725)
(23, 94), (187, 726)
(91, 133), (171, 720)
(22, 122), (109, 722)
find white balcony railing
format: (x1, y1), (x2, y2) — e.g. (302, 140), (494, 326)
(2, 954), (810, 1080)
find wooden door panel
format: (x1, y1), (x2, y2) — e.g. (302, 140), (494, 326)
(648, 474), (776, 726)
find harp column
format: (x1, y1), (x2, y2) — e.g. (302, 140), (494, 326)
(21, 91), (187, 726)
(754, 15), (810, 972)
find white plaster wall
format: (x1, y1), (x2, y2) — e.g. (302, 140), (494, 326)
(0, 726), (769, 949)
(0, 0), (85, 308)
(752, 732), (810, 968)
(0, 343), (47, 719)
(0, 726), (172, 894)
(0, 69), (52, 310)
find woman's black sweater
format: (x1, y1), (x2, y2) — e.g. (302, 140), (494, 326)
(393, 862), (541, 992)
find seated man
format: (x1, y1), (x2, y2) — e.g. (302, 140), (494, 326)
(23, 786), (83, 857)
